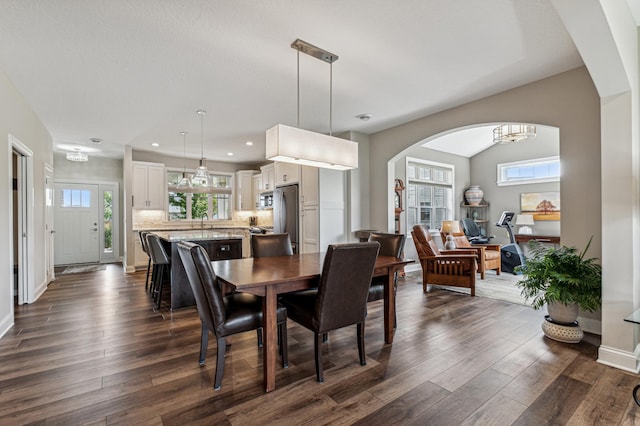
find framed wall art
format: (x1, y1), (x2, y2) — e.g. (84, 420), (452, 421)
(520, 191), (560, 221)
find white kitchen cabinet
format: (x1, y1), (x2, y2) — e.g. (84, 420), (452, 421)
(252, 174), (262, 209)
(299, 165), (346, 253)
(275, 162), (299, 186)
(260, 163), (275, 192)
(132, 162), (165, 209)
(235, 170), (258, 211)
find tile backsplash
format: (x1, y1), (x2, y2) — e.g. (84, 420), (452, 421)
(132, 209), (273, 230)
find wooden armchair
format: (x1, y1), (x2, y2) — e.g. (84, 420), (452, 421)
(440, 231), (502, 279)
(412, 225), (477, 296)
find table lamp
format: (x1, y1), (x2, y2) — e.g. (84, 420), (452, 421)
(515, 214), (535, 235)
(441, 220), (461, 250)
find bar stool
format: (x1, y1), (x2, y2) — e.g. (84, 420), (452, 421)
(138, 231), (152, 291)
(145, 234), (170, 309)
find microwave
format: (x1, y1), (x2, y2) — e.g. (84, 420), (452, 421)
(260, 193), (273, 209)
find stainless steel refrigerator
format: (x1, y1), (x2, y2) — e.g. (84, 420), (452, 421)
(273, 184), (299, 253)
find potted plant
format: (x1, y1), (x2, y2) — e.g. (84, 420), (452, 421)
(515, 237), (601, 342)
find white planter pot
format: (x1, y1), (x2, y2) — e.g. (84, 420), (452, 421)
(546, 301), (579, 325)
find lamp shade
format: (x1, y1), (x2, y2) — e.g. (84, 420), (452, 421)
(266, 124), (358, 171)
(515, 214), (535, 226)
(441, 220), (461, 234)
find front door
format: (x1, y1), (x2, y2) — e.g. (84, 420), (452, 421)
(54, 183), (100, 265)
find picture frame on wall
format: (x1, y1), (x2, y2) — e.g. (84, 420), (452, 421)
(520, 191), (560, 221)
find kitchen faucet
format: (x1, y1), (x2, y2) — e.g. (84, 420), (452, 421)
(200, 212), (208, 229)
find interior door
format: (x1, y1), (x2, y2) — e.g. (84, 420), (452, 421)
(44, 164), (55, 282)
(54, 183), (100, 265)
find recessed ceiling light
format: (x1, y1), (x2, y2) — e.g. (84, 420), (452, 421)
(227, 152), (234, 156)
(245, 141), (254, 146)
(356, 113), (372, 121)
(151, 143), (159, 147)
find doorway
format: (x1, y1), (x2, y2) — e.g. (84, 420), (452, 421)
(53, 181), (120, 265)
(10, 134), (34, 305)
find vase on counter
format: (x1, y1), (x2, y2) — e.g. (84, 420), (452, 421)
(464, 186), (484, 206)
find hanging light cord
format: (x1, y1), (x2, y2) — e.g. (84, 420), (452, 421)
(181, 132), (187, 173)
(329, 61), (333, 136)
(297, 49), (300, 128)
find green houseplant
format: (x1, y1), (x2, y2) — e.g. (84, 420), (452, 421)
(515, 237), (602, 325)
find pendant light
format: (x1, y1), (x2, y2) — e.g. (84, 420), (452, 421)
(192, 109), (209, 187)
(177, 131), (192, 189)
(266, 39), (358, 170)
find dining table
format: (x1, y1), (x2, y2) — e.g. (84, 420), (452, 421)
(212, 252), (413, 392)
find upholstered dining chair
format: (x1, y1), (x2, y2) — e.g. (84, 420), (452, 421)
(145, 233), (170, 309)
(440, 230), (502, 279)
(138, 231), (152, 291)
(412, 225), (477, 296)
(177, 241), (289, 390)
(251, 233), (294, 258)
(367, 233), (406, 329)
(279, 242), (380, 383)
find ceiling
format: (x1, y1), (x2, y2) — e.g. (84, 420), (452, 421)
(0, 1), (604, 164)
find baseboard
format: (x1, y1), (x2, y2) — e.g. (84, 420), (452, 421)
(597, 344), (640, 373)
(31, 280), (48, 303)
(125, 264), (136, 274)
(578, 316), (601, 335)
(0, 311), (14, 340)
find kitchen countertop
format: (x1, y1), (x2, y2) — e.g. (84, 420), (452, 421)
(153, 230), (244, 242)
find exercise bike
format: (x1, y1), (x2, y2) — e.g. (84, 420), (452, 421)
(496, 211), (525, 274)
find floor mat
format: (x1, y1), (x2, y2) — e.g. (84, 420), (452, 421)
(59, 264), (107, 274)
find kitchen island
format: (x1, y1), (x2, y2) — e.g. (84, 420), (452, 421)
(154, 230), (243, 309)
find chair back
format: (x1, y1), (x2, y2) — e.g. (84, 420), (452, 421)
(146, 234), (170, 265)
(411, 225), (441, 257)
(139, 231), (150, 255)
(452, 233), (472, 248)
(177, 241), (225, 335)
(313, 242), (380, 333)
(368, 232), (405, 258)
(251, 233), (293, 257)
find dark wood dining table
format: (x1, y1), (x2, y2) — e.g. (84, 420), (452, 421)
(212, 252), (413, 392)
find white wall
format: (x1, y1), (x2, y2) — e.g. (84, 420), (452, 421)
(0, 69), (53, 338)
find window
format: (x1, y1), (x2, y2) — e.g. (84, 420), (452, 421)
(497, 156), (560, 186)
(60, 189), (91, 208)
(406, 158), (454, 231)
(166, 170), (233, 221)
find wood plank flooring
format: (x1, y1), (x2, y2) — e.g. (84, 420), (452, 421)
(1, 264), (639, 425)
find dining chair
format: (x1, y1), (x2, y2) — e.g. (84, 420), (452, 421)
(279, 242), (380, 383)
(177, 241), (289, 390)
(138, 231), (152, 291)
(145, 233), (170, 309)
(367, 233), (405, 329)
(251, 233), (294, 257)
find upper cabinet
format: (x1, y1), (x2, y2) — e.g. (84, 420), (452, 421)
(236, 170), (258, 211)
(275, 162), (300, 187)
(260, 163), (275, 192)
(251, 174), (262, 210)
(132, 162), (165, 209)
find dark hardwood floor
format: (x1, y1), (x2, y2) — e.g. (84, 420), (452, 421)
(1, 264), (639, 425)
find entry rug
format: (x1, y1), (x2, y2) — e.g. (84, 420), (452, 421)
(60, 264), (106, 274)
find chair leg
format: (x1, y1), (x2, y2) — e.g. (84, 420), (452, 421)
(145, 258), (151, 291)
(278, 320), (288, 368)
(322, 333), (328, 343)
(199, 324), (209, 365)
(357, 322), (366, 366)
(149, 263), (157, 294)
(214, 337), (226, 390)
(257, 328), (263, 348)
(156, 265), (166, 309)
(314, 333), (324, 383)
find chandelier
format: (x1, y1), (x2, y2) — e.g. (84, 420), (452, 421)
(66, 149), (88, 162)
(266, 39), (358, 170)
(492, 124), (536, 144)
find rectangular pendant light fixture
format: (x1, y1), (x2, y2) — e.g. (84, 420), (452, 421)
(266, 39), (358, 171)
(266, 124), (358, 170)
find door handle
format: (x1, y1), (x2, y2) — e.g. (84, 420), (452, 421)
(51, 230), (56, 234)
(91, 228), (98, 231)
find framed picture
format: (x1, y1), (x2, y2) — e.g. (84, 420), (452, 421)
(520, 192), (560, 221)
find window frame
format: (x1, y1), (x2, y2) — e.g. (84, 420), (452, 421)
(165, 168), (234, 221)
(496, 156), (560, 186)
(405, 157), (455, 233)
